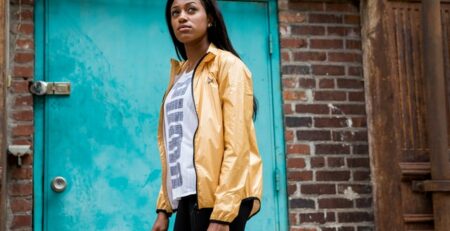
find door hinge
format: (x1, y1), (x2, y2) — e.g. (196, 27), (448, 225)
(274, 168), (280, 192)
(269, 34), (273, 55)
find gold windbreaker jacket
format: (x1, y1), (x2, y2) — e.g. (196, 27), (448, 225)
(156, 44), (263, 223)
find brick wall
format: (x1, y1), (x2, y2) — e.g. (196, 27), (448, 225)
(7, 0), (35, 230)
(278, 1), (374, 231)
(3, 0), (375, 230)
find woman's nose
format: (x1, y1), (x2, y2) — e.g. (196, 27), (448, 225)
(178, 11), (188, 22)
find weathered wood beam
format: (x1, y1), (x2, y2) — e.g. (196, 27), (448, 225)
(422, 0), (450, 230)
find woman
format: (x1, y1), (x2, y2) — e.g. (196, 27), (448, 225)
(152, 0), (262, 230)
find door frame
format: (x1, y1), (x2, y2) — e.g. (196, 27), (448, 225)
(33, 1), (288, 230)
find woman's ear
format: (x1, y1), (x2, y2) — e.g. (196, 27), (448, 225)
(207, 16), (214, 28)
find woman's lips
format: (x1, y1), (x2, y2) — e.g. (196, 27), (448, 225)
(178, 25), (192, 32)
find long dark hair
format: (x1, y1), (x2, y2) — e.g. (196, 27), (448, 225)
(165, 0), (258, 119)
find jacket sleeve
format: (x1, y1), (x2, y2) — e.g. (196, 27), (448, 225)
(210, 58), (254, 223)
(156, 185), (172, 217)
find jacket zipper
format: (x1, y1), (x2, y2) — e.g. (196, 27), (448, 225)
(190, 53), (209, 210)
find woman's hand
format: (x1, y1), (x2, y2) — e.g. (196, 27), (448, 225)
(151, 213), (169, 231)
(207, 222), (230, 231)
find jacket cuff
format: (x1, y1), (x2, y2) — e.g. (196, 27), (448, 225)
(210, 220), (231, 225)
(156, 209), (172, 218)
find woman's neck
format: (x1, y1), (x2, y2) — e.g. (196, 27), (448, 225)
(184, 38), (210, 71)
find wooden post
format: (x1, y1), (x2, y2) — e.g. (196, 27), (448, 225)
(0, 0), (6, 229)
(421, 0), (450, 230)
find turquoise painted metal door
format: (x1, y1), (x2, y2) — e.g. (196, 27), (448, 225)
(35, 0), (287, 230)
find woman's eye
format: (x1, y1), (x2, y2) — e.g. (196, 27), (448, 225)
(187, 7), (197, 14)
(171, 10), (180, 17)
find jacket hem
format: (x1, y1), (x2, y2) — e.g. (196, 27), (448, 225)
(156, 209), (173, 218)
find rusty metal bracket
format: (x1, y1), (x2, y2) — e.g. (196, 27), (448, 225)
(412, 180), (450, 192)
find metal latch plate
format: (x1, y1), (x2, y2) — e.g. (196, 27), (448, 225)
(49, 82), (71, 95)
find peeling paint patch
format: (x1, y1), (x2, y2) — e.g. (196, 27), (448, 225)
(343, 186), (360, 200)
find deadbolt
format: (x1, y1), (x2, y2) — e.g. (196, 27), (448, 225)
(51, 176), (67, 193)
(30, 81), (71, 95)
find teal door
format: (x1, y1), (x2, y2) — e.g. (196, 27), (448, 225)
(34, 0), (287, 230)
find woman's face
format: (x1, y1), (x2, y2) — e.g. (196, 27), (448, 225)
(170, 0), (209, 45)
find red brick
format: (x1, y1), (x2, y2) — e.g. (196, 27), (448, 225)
(354, 171), (371, 181)
(328, 26), (359, 37)
(319, 79), (335, 89)
(287, 144), (310, 155)
(13, 110), (33, 121)
(15, 9), (34, 21)
(310, 39), (343, 49)
(300, 212), (335, 224)
(9, 183), (32, 196)
(316, 144), (350, 155)
(13, 66), (34, 78)
(309, 14), (343, 24)
(288, 2), (324, 11)
(281, 38), (307, 48)
(314, 91), (346, 101)
(284, 91), (307, 101)
(350, 117), (367, 127)
(281, 51), (290, 62)
(346, 40), (362, 50)
(290, 212), (299, 225)
(283, 78), (297, 88)
(283, 65), (310, 75)
(301, 184), (336, 195)
(347, 157), (370, 168)
(353, 144), (369, 155)
(332, 131), (368, 142)
(290, 198), (315, 209)
(17, 23), (34, 35)
(325, 3), (358, 12)
(11, 167), (32, 180)
(14, 52), (34, 63)
(348, 66), (362, 76)
(14, 95), (33, 106)
(337, 79), (364, 89)
(296, 104), (330, 114)
(293, 52), (326, 62)
(279, 11), (306, 23)
(356, 197), (373, 208)
(311, 157), (325, 168)
(11, 0), (34, 5)
(12, 124), (34, 136)
(288, 158), (306, 168)
(330, 104), (366, 115)
(314, 117), (348, 128)
(344, 15), (361, 25)
(338, 212), (373, 223)
(327, 157), (346, 167)
(329, 52), (362, 63)
(299, 78), (316, 88)
(284, 104), (293, 114)
(348, 91), (365, 101)
(11, 215), (32, 228)
(316, 171), (350, 181)
(291, 25), (325, 36)
(318, 198), (353, 209)
(10, 198), (32, 212)
(285, 130), (294, 142)
(297, 130), (331, 141)
(288, 184), (297, 196)
(288, 171), (313, 181)
(16, 39), (34, 50)
(313, 65), (345, 76)
(10, 81), (30, 93)
(338, 184), (372, 194)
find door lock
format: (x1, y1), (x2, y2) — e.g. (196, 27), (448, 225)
(51, 176), (68, 193)
(30, 81), (71, 95)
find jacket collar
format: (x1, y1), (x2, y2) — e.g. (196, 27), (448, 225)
(170, 43), (218, 72)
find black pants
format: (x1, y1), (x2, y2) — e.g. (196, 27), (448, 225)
(173, 195), (252, 231)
